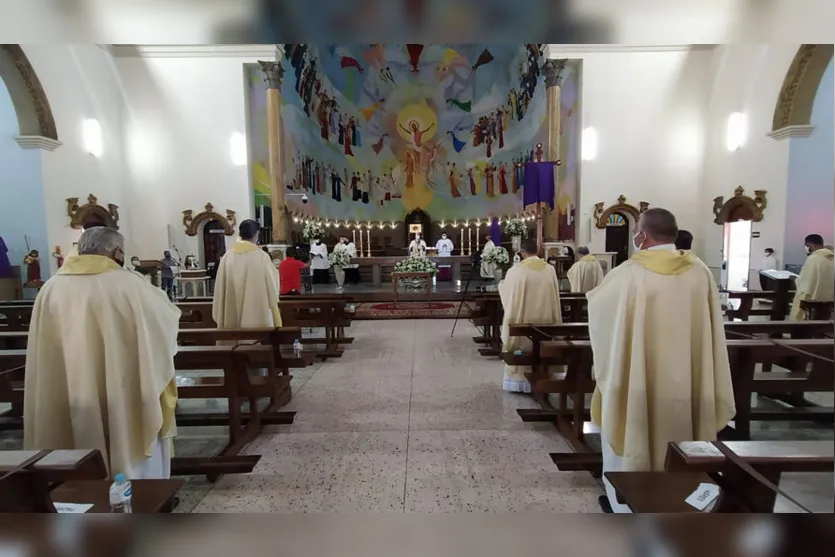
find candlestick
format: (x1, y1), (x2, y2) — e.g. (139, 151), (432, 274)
(366, 229), (371, 257)
(468, 227), (472, 256)
(460, 228), (464, 256)
(475, 226), (480, 251)
(352, 229), (356, 246)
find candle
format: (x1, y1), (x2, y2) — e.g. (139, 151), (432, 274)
(468, 228), (472, 255)
(352, 229), (356, 245)
(461, 228), (465, 255)
(475, 227), (480, 250)
(366, 229), (371, 257)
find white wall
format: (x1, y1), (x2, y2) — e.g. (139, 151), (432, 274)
(546, 46), (713, 254)
(699, 44), (806, 283)
(22, 44), (128, 270)
(114, 48), (273, 258)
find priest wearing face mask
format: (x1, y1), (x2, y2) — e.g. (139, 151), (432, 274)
(790, 234), (834, 320)
(587, 208), (735, 513)
(435, 232), (454, 281)
(25, 227), (181, 478)
(309, 237), (330, 284)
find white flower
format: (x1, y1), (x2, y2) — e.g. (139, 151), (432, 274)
(303, 222), (326, 240)
(483, 246), (510, 265)
(504, 219), (527, 237)
(328, 249), (352, 268)
(394, 254), (437, 275)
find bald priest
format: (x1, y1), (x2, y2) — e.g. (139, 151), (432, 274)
(213, 219), (282, 329)
(25, 227), (181, 478)
(566, 246), (604, 293)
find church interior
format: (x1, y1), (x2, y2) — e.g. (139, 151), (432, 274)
(0, 41), (833, 520)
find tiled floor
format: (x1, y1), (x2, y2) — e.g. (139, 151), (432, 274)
(188, 319), (603, 513)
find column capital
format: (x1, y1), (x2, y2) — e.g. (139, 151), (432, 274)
(542, 58), (567, 88)
(258, 61), (285, 89)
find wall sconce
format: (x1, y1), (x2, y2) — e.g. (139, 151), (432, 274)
(581, 127), (597, 161)
(82, 118), (103, 157)
(230, 132), (247, 166)
(726, 112), (747, 151)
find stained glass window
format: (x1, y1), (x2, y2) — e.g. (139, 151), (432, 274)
(607, 214), (626, 227)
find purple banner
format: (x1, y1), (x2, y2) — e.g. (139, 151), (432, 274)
(0, 237), (12, 278)
(522, 161), (556, 209)
(490, 217), (501, 245)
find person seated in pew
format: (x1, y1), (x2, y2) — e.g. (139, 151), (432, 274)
(587, 208), (735, 513)
(499, 238), (562, 393)
(279, 246), (308, 296)
(566, 246), (604, 293)
(790, 234), (834, 320)
(213, 219), (282, 329)
(25, 227), (181, 479)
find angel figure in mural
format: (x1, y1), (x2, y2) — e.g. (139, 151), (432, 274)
(498, 161), (509, 195)
(448, 163), (462, 198)
(400, 119), (434, 149)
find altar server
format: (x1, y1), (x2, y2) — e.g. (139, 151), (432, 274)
(480, 237), (497, 278)
(25, 227), (181, 479)
(435, 233), (455, 281)
(566, 246), (604, 293)
(341, 236), (360, 283)
(499, 238), (562, 392)
(309, 237), (330, 283)
(587, 208), (735, 513)
(790, 234), (834, 320)
(212, 219), (282, 328)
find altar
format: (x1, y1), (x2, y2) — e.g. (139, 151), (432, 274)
(351, 256), (472, 287)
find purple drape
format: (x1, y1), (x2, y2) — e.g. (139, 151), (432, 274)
(0, 237), (12, 278)
(522, 161), (556, 209)
(490, 217), (501, 245)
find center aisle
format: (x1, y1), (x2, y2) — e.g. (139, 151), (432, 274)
(191, 319), (603, 512)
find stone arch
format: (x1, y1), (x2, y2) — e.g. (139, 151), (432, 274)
(593, 196), (649, 229)
(712, 186), (768, 225)
(182, 203), (237, 236)
(0, 44), (58, 142)
(772, 44), (834, 132)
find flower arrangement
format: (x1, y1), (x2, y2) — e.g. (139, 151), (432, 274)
(328, 249), (352, 269)
(303, 221), (326, 240)
(483, 246), (510, 266)
(394, 254), (437, 275)
(504, 219), (528, 237)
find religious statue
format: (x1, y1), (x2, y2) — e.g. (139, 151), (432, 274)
(408, 233), (427, 258)
(184, 255), (200, 270)
(24, 250), (42, 284)
(52, 246), (64, 269)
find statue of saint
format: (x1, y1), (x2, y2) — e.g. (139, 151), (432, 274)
(24, 250), (42, 284)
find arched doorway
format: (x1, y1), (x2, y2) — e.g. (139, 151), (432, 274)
(713, 187), (768, 290)
(201, 219), (227, 271)
(604, 212), (630, 266)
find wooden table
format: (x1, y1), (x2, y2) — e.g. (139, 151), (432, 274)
(391, 272), (432, 302)
(354, 256), (470, 286)
(51, 479), (184, 513)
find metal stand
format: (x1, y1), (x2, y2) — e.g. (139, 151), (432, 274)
(450, 250), (485, 338)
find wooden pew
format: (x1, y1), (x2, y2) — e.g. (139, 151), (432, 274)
(0, 449), (184, 513)
(724, 289), (799, 321)
(800, 299), (834, 321)
(0, 345), (294, 478)
(177, 300), (354, 359)
(524, 337), (834, 475)
(469, 292), (588, 357)
(605, 440), (833, 513)
(0, 305), (31, 332)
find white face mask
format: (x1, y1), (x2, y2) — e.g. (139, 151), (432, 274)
(805, 246), (811, 255)
(633, 232), (645, 251)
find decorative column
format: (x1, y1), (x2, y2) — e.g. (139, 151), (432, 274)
(259, 61), (288, 244)
(542, 58), (569, 242)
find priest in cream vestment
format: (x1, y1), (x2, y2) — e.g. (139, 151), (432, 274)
(789, 234), (834, 320)
(213, 219), (282, 329)
(25, 227), (180, 479)
(567, 246), (604, 293)
(499, 238), (562, 393)
(587, 209), (735, 513)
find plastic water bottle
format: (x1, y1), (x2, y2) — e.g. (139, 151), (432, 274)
(109, 473), (133, 513)
(293, 339), (302, 357)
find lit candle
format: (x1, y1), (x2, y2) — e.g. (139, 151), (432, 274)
(475, 226), (480, 250)
(461, 228), (465, 255)
(468, 227), (472, 255)
(366, 229), (371, 257)
(352, 229), (357, 246)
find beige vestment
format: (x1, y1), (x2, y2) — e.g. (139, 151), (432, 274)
(499, 256), (562, 392)
(481, 239), (497, 278)
(790, 248), (834, 320)
(567, 255), (604, 293)
(212, 240), (282, 328)
(588, 249), (735, 471)
(24, 255), (180, 479)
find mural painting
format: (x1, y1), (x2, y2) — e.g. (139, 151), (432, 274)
(247, 44), (580, 228)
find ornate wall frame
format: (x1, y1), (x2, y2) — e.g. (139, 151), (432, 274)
(712, 186), (768, 225)
(772, 44), (834, 132)
(67, 194), (119, 229)
(593, 196), (649, 229)
(182, 203), (237, 236)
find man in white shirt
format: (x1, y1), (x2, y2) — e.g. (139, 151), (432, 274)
(758, 248), (778, 290)
(343, 237), (360, 283)
(309, 238), (329, 284)
(435, 233), (454, 281)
